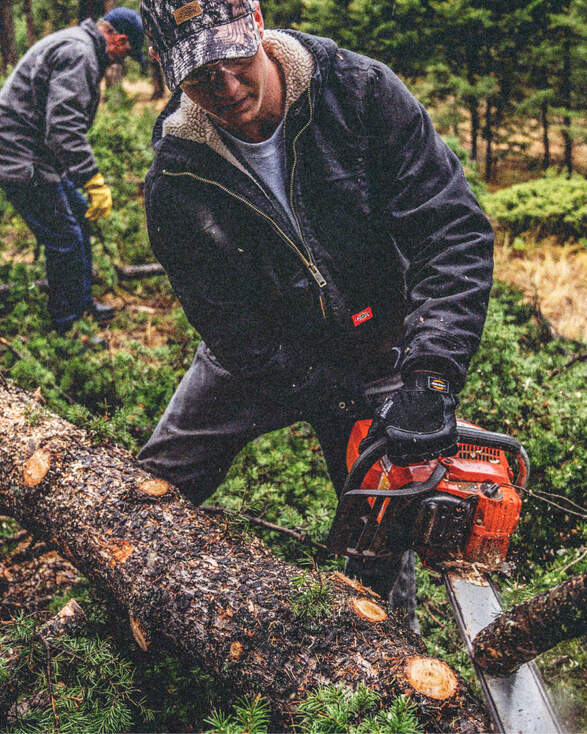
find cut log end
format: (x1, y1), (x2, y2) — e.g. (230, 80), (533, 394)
(129, 616), (151, 652)
(404, 656), (458, 700)
(332, 571), (381, 598)
(350, 597), (387, 622)
(138, 478), (171, 497)
(108, 539), (134, 568)
(23, 449), (51, 487)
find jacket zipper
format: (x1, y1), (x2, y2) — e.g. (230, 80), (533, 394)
(161, 168), (328, 312)
(287, 87), (327, 318)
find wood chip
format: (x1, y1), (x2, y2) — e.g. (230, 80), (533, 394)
(404, 656), (458, 700)
(129, 615), (150, 652)
(23, 449), (51, 486)
(138, 478), (170, 496)
(332, 571), (381, 598)
(107, 539), (134, 568)
(349, 597), (387, 622)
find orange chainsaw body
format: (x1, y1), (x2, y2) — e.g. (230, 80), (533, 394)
(346, 420), (522, 569)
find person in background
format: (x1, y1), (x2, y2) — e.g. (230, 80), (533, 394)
(138, 0), (494, 631)
(0, 8), (144, 334)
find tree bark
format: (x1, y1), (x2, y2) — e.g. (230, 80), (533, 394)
(78, 1), (104, 23)
(105, 62), (123, 87)
(473, 573), (586, 676)
(469, 99), (479, 163)
(483, 98), (493, 182)
(0, 0), (17, 73)
(23, 0), (35, 47)
(116, 263), (165, 280)
(541, 100), (550, 169)
(151, 58), (165, 100)
(561, 37), (573, 177)
(0, 379), (490, 731)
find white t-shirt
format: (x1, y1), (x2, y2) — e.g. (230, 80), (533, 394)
(219, 119), (298, 234)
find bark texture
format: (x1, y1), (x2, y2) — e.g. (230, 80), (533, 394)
(473, 573), (586, 676)
(0, 0), (17, 72)
(0, 380), (489, 731)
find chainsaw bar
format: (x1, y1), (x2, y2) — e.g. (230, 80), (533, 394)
(444, 572), (562, 734)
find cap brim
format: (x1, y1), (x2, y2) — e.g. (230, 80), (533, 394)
(160, 12), (261, 91)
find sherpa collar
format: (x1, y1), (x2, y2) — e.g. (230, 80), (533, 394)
(161, 30), (315, 176)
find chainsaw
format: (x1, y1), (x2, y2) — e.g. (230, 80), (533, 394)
(328, 419), (561, 734)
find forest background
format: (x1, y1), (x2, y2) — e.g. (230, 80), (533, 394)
(0, 0), (585, 732)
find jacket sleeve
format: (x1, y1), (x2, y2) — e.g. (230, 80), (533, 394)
(44, 44), (100, 187)
(366, 63), (494, 392)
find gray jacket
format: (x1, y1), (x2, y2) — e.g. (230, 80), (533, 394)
(0, 19), (109, 187)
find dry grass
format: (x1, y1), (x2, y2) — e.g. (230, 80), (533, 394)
(494, 238), (587, 341)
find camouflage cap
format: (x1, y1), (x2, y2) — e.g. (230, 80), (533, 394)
(141, 0), (261, 91)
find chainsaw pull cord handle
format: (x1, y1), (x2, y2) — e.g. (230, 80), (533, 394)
(343, 426), (531, 497)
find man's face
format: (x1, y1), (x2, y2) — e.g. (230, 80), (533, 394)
(105, 32), (132, 62)
(179, 44), (281, 141)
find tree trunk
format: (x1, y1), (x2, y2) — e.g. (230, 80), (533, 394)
(151, 58), (165, 100)
(483, 99), (493, 182)
(23, 0), (35, 47)
(78, 1), (103, 23)
(0, 0), (17, 73)
(561, 38), (573, 177)
(116, 263), (164, 280)
(469, 100), (479, 163)
(105, 62), (123, 87)
(541, 100), (550, 169)
(0, 379), (490, 731)
(473, 573), (586, 676)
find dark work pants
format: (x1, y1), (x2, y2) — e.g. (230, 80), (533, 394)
(1, 177), (93, 332)
(138, 341), (418, 629)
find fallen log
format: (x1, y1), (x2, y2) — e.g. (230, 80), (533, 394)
(473, 572), (586, 676)
(116, 263), (165, 280)
(0, 278), (49, 299)
(0, 599), (87, 723)
(0, 380), (489, 731)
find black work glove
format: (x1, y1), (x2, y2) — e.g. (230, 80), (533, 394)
(359, 371), (458, 466)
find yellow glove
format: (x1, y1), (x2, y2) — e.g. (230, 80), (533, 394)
(83, 173), (112, 221)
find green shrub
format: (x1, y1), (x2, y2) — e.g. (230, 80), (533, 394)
(461, 282), (586, 566)
(481, 173), (587, 238)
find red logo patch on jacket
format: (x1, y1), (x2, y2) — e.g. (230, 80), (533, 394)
(352, 306), (373, 327)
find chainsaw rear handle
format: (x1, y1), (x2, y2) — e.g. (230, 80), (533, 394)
(456, 422), (530, 488)
(343, 424), (530, 496)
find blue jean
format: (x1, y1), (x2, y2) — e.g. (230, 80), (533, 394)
(1, 177), (93, 332)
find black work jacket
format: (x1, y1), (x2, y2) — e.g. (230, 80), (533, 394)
(145, 31), (494, 397)
(0, 20), (109, 186)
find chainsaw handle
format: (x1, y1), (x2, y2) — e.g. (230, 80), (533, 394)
(343, 426), (530, 496)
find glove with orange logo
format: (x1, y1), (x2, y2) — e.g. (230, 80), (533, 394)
(359, 371), (458, 465)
